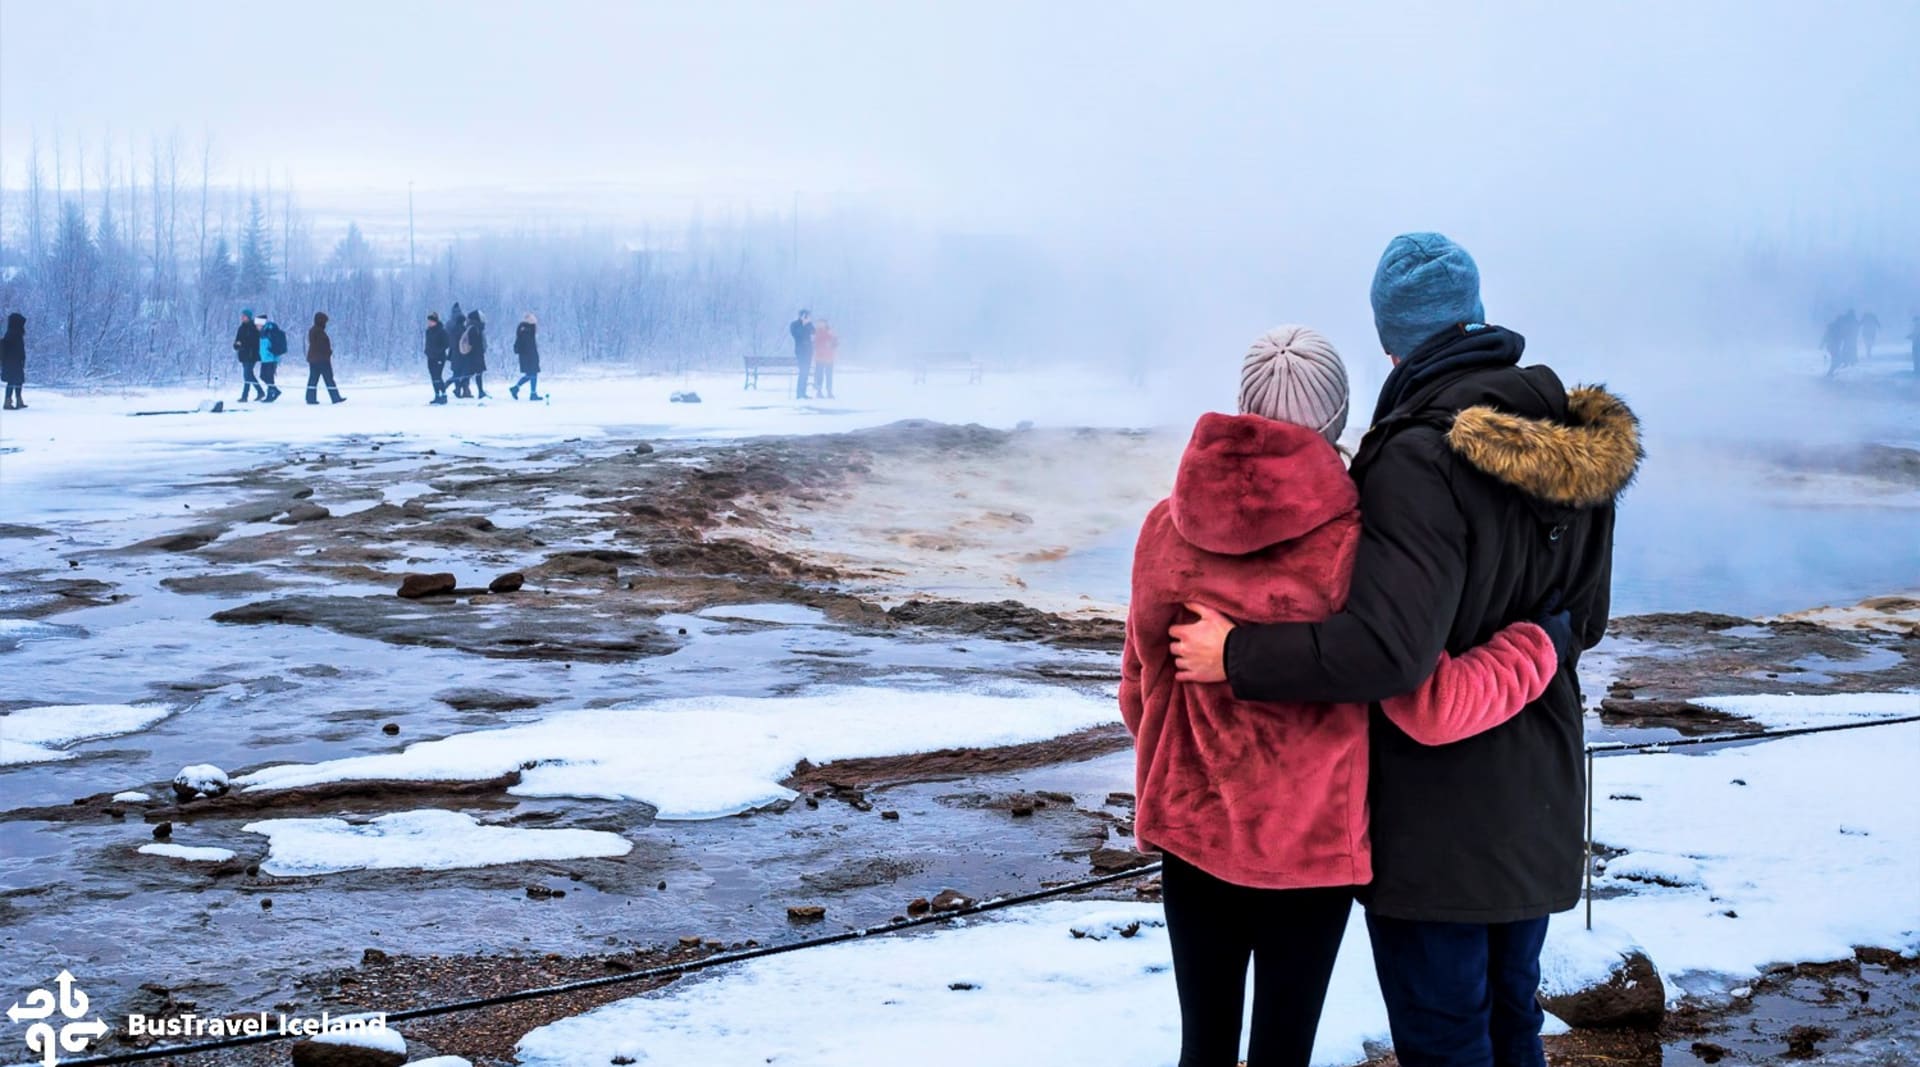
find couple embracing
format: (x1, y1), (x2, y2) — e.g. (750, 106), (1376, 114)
(1120, 233), (1643, 1067)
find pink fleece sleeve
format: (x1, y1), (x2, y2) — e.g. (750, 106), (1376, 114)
(1377, 622), (1558, 746)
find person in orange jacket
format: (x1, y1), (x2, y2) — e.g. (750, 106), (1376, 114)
(811, 319), (839, 399)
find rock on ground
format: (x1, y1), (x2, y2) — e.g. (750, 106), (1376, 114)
(172, 764), (231, 801)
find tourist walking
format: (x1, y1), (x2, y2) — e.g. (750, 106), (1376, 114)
(304, 312), (346, 405)
(234, 309), (264, 402)
(259, 315), (288, 401)
(424, 312), (451, 404)
(1, 312), (26, 410)
(511, 314), (542, 400)
(463, 310), (490, 399)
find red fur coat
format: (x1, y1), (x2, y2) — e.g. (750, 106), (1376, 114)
(1121, 413), (1556, 889)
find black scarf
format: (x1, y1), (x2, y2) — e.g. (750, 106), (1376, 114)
(1370, 324), (1525, 427)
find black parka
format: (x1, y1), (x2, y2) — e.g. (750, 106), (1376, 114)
(1, 312), (25, 385)
(425, 322), (451, 363)
(234, 318), (261, 363)
(1224, 326), (1641, 924)
(514, 322), (540, 374)
(463, 314), (488, 373)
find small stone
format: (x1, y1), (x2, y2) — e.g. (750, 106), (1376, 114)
(289, 1030), (406, 1067)
(657, 880), (667, 890)
(261, 898), (273, 909)
(948, 981), (976, 991)
(631, 443), (654, 455)
(1690, 1041), (1730, 1064)
(1105, 791), (1135, 806)
(526, 885), (566, 900)
(152, 821), (172, 840)
(1088, 847), (1151, 874)
(488, 572), (526, 594)
(787, 905), (827, 922)
(362, 948), (389, 966)
(280, 503), (331, 524)
(381, 723), (399, 735)
(678, 935), (702, 947)
(397, 572), (457, 599)
(172, 763), (230, 801)
(907, 897), (931, 916)
(880, 810), (900, 821)
(929, 889), (973, 912)
(1538, 949), (1665, 1029)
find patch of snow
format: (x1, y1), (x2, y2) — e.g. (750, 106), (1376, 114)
(1692, 690), (1919, 730)
(112, 790), (153, 803)
(0, 704), (173, 765)
(515, 902), (1397, 1067)
(236, 684), (1118, 820)
(138, 843), (237, 863)
(1600, 852), (1704, 888)
(405, 1058), (471, 1067)
(1539, 921), (1646, 999)
(241, 809), (633, 876)
(1588, 721), (1920, 995)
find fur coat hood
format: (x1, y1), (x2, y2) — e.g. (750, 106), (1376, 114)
(1446, 385), (1642, 509)
(1168, 412), (1359, 556)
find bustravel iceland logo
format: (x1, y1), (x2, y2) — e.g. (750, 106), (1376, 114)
(7, 971), (108, 1067)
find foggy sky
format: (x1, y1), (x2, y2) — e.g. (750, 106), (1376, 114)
(4, 0), (1919, 377)
(6, 0), (1916, 234)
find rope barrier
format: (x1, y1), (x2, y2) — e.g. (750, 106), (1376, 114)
(57, 863), (1164, 1067)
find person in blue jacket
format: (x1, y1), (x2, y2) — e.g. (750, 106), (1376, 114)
(258, 315), (288, 402)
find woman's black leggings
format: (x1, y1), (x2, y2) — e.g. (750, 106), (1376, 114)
(1160, 851), (1354, 1067)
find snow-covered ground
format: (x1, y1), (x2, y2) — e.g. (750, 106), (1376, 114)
(515, 715), (1920, 1066)
(0, 703), (173, 765)
(0, 366), (1174, 522)
(236, 683), (1118, 821)
(242, 809), (634, 876)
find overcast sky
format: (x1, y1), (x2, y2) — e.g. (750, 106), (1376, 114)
(4, 0), (1917, 370)
(5, 0), (1917, 236)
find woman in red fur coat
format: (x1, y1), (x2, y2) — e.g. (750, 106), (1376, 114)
(1120, 326), (1563, 1067)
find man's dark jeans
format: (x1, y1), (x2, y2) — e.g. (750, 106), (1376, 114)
(1366, 912), (1550, 1067)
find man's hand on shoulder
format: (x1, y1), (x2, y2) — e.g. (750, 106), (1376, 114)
(1170, 602), (1235, 684)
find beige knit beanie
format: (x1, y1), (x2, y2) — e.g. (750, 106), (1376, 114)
(1238, 325), (1350, 445)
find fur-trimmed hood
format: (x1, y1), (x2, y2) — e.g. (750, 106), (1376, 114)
(1168, 412), (1359, 556)
(1446, 385), (1641, 508)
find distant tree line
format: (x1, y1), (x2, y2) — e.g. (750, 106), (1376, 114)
(0, 133), (1007, 387)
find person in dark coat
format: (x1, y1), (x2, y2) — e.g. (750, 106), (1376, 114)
(789, 308), (813, 399)
(1168, 234), (1641, 1067)
(463, 310), (490, 399)
(424, 312), (451, 405)
(234, 309), (264, 402)
(511, 313), (542, 400)
(1821, 309), (1859, 376)
(304, 312), (346, 405)
(447, 302), (470, 397)
(1, 312), (26, 410)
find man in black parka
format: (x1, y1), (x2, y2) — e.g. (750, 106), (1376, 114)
(234, 309), (264, 402)
(1170, 233), (1641, 1067)
(424, 312), (451, 405)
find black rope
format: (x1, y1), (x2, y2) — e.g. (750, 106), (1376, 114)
(1587, 712), (1920, 756)
(59, 863), (1163, 1067)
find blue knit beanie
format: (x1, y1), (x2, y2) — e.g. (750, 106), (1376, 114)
(1369, 233), (1485, 357)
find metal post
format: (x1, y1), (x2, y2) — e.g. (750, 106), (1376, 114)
(1584, 745), (1595, 931)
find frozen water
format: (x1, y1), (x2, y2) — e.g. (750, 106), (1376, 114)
(0, 704), (173, 766)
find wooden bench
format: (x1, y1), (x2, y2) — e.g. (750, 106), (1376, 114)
(743, 355), (798, 390)
(913, 352), (984, 385)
